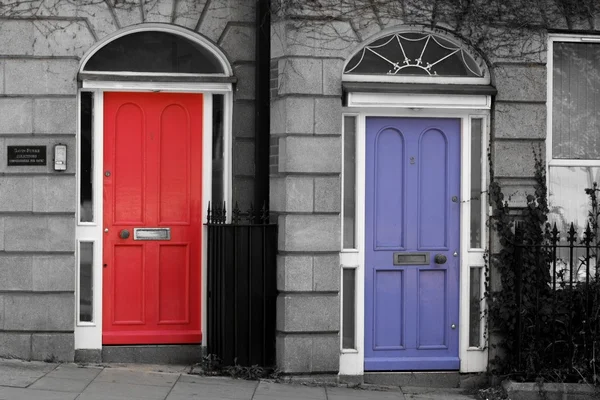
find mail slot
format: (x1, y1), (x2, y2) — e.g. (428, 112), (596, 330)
(134, 228), (171, 241)
(393, 252), (430, 265)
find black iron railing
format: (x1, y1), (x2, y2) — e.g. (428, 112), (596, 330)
(206, 202), (277, 368)
(512, 222), (599, 376)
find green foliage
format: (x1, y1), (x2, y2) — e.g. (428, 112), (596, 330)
(487, 146), (600, 384)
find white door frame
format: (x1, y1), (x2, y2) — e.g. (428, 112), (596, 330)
(339, 92), (490, 375)
(74, 81), (233, 350)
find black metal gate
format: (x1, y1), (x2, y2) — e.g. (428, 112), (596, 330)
(206, 203), (277, 367)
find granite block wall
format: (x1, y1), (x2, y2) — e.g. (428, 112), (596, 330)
(269, 6), (550, 373)
(0, 0), (257, 361)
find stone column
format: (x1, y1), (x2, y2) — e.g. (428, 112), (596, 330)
(270, 21), (351, 373)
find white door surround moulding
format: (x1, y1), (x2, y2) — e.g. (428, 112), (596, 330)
(74, 83), (233, 351)
(339, 102), (489, 375)
(347, 92), (492, 110)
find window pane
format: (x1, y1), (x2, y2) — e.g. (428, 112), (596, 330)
(470, 118), (483, 248)
(549, 166), (600, 234)
(80, 92), (93, 222)
(79, 242), (94, 322)
(212, 95), (224, 205)
(469, 267), (482, 347)
(553, 42), (600, 159)
(84, 31), (223, 74)
(342, 268), (356, 349)
(343, 116), (356, 249)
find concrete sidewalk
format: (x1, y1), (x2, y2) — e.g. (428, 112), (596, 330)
(0, 359), (477, 400)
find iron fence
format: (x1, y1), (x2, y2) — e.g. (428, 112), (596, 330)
(512, 222), (600, 376)
(206, 202), (277, 368)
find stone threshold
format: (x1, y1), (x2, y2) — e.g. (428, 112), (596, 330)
(284, 371), (487, 390)
(503, 380), (599, 400)
(75, 345), (205, 365)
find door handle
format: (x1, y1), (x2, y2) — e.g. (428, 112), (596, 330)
(434, 254), (447, 264)
(119, 229), (130, 239)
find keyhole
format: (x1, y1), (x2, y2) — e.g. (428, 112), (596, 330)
(410, 157), (415, 165)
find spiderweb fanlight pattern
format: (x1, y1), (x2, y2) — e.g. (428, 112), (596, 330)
(344, 32), (483, 78)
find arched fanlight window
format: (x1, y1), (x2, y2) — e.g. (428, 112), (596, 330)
(83, 31), (222, 74)
(344, 31), (488, 83)
(79, 24), (233, 78)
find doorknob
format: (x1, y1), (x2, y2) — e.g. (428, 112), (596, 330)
(119, 229), (130, 239)
(434, 254), (447, 264)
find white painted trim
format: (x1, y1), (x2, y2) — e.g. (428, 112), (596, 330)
(75, 90), (104, 350)
(79, 23), (233, 76)
(547, 34), (600, 171)
(74, 85), (232, 350)
(347, 93), (491, 109)
(339, 104), (489, 375)
(201, 94), (213, 345)
(343, 75), (488, 85)
(82, 81), (232, 92)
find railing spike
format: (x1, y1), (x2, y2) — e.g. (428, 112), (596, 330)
(584, 222), (594, 244)
(551, 222), (559, 244)
(568, 222), (577, 244)
(232, 202), (241, 225)
(247, 203), (255, 223)
(260, 201), (269, 224)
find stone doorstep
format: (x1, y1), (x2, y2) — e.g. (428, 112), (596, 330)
(283, 372), (487, 391)
(503, 380), (599, 400)
(75, 345), (205, 365)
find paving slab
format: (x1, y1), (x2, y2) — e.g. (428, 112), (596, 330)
(44, 364), (102, 381)
(253, 381), (327, 400)
(94, 367), (179, 386)
(0, 385), (78, 400)
(79, 380), (172, 400)
(327, 386), (406, 399)
(167, 375), (257, 400)
(402, 386), (476, 400)
(0, 359), (57, 388)
(29, 376), (91, 393)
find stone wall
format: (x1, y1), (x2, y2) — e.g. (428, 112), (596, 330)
(270, 4), (552, 372)
(270, 20), (350, 373)
(0, 0), (257, 361)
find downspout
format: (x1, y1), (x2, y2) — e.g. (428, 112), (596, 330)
(254, 0), (271, 212)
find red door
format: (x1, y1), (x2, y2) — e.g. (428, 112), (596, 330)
(103, 92), (203, 345)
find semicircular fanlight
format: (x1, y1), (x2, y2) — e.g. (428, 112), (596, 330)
(83, 31), (224, 74)
(344, 32), (484, 78)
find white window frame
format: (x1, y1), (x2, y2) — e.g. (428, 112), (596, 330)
(546, 34), (600, 236)
(339, 94), (489, 375)
(547, 34), (600, 169)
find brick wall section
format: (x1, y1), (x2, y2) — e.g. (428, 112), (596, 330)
(0, 0), (257, 361)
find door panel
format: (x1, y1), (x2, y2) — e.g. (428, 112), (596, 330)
(365, 117), (460, 371)
(374, 128), (405, 249)
(103, 92), (203, 345)
(374, 270), (404, 349)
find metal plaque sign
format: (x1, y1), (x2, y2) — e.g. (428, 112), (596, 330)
(7, 146), (47, 166)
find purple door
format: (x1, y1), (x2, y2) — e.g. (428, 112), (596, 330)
(365, 117), (460, 371)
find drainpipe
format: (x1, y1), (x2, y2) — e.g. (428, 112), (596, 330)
(254, 0), (271, 212)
